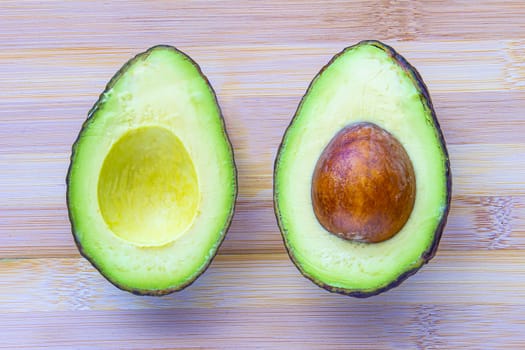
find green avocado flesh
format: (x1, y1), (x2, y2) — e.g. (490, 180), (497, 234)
(274, 41), (451, 297)
(67, 46), (237, 295)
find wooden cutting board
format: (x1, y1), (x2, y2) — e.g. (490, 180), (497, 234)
(1, 1), (524, 348)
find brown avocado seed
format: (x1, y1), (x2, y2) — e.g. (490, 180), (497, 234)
(312, 122), (416, 243)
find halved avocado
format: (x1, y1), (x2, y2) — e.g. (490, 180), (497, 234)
(274, 40), (451, 297)
(67, 46), (237, 295)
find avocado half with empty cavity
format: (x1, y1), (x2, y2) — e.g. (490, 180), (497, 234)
(67, 46), (237, 295)
(274, 40), (451, 297)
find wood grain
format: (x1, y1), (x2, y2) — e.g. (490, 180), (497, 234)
(3, 305), (523, 350)
(1, 0), (525, 348)
(1, 252), (525, 313)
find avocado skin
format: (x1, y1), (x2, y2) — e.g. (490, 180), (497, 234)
(66, 45), (238, 296)
(274, 40), (451, 298)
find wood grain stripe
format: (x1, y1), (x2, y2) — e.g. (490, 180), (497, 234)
(2, 90), (525, 159)
(1, 195), (525, 258)
(1, 0), (524, 47)
(1, 42), (524, 107)
(1, 144), (524, 209)
(0, 252), (524, 313)
(1, 305), (523, 349)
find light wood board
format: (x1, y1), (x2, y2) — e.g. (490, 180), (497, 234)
(1, 1), (525, 348)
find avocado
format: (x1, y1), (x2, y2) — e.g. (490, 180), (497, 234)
(274, 40), (451, 297)
(67, 46), (237, 295)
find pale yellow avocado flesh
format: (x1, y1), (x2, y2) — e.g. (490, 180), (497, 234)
(68, 46), (236, 294)
(275, 42), (449, 293)
(98, 126), (199, 247)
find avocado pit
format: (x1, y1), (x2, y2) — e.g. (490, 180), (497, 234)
(312, 122), (416, 243)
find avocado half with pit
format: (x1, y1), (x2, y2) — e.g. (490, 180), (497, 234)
(274, 40), (451, 297)
(67, 46), (237, 295)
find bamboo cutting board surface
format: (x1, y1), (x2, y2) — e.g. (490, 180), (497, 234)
(1, 1), (525, 348)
